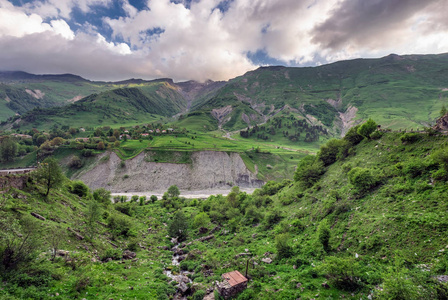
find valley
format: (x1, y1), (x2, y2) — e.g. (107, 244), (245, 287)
(1, 53), (448, 299)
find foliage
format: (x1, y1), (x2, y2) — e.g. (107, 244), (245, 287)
(168, 210), (189, 242)
(318, 139), (350, 166)
(34, 157), (64, 197)
(0, 214), (40, 271)
(348, 167), (378, 192)
(167, 185), (180, 198)
(193, 212), (210, 229)
(317, 220), (331, 252)
(357, 118), (377, 139)
(275, 233), (293, 259)
(93, 188), (111, 207)
(318, 256), (362, 291)
(0, 137), (18, 162)
(68, 180), (89, 197)
(294, 155), (325, 187)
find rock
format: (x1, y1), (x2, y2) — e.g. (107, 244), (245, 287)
(210, 226), (221, 234)
(56, 250), (69, 257)
(199, 227), (208, 234)
(435, 275), (448, 283)
(293, 265), (297, 269)
(296, 283), (302, 288)
(178, 282), (189, 294)
(264, 252), (273, 257)
(177, 275), (190, 284)
(31, 212), (45, 221)
(261, 258), (272, 264)
(322, 282), (330, 289)
(122, 250), (136, 260)
(252, 233), (257, 238)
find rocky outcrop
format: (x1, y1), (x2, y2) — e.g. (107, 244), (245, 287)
(433, 112), (448, 131)
(74, 151), (264, 192)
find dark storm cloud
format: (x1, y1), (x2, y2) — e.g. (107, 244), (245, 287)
(311, 0), (438, 50)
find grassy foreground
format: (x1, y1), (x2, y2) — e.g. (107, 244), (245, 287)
(1, 129), (448, 299)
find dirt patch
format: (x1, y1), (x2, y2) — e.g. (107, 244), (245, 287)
(25, 89), (45, 99)
(68, 95), (84, 103)
(339, 105), (358, 136)
(211, 105), (233, 125)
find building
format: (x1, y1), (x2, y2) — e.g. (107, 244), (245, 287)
(217, 270), (248, 299)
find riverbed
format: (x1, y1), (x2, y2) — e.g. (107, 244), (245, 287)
(111, 187), (257, 200)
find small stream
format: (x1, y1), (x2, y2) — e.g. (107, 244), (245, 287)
(164, 241), (193, 299)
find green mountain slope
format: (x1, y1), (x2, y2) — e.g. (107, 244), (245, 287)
(13, 82), (189, 130)
(195, 53), (448, 133)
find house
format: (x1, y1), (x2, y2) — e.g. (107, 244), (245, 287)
(75, 137), (90, 143)
(141, 133), (149, 137)
(217, 270), (248, 299)
(79, 128), (86, 132)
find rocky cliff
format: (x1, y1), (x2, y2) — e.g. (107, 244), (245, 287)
(73, 151), (264, 192)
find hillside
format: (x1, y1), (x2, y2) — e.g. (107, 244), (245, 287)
(1, 126), (448, 299)
(194, 53), (448, 133)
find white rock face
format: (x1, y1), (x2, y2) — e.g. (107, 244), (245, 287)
(74, 151), (264, 192)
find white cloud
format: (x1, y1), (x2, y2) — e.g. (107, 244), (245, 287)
(1, 0), (448, 82)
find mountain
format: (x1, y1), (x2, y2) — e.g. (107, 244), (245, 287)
(2, 53), (448, 133)
(194, 53), (448, 134)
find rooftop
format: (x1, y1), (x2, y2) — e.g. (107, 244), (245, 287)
(221, 270), (247, 287)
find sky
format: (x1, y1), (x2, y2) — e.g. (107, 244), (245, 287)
(0, 0), (447, 82)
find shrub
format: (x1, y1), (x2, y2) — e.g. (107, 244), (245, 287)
(192, 290), (206, 300)
(294, 155), (325, 188)
(400, 132), (421, 144)
(244, 205), (263, 224)
(81, 149), (93, 157)
(263, 210), (282, 229)
(343, 125), (364, 145)
(318, 139), (350, 166)
(130, 195), (139, 203)
(370, 130), (383, 140)
(348, 167), (378, 192)
(275, 233), (293, 259)
(139, 196), (146, 206)
(68, 155), (82, 169)
(357, 118), (377, 138)
(100, 247), (121, 261)
(150, 195), (158, 203)
(318, 220), (331, 252)
(317, 256), (362, 291)
(114, 202), (134, 216)
(107, 214), (134, 238)
(93, 188), (111, 206)
(193, 212), (210, 229)
(168, 211), (189, 242)
(68, 180), (89, 197)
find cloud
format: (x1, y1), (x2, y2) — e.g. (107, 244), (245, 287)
(310, 0), (441, 52)
(1, 0), (448, 82)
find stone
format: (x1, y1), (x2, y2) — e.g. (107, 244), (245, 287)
(261, 258), (272, 264)
(178, 282), (189, 294)
(122, 250), (136, 260)
(322, 282), (330, 289)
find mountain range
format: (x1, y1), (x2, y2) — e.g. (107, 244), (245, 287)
(1, 53), (448, 134)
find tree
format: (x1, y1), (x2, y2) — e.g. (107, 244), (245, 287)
(0, 214), (40, 271)
(441, 105), (447, 117)
(34, 157), (64, 197)
(97, 141), (105, 150)
(85, 200), (101, 240)
(168, 211), (189, 242)
(318, 139), (350, 166)
(93, 188), (111, 207)
(357, 118), (377, 139)
(47, 226), (65, 261)
(343, 125), (364, 145)
(193, 212), (211, 228)
(167, 185), (180, 198)
(0, 137), (18, 162)
(294, 155), (325, 187)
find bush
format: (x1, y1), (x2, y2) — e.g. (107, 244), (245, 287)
(357, 118), (377, 138)
(263, 210), (282, 229)
(343, 125), (364, 145)
(114, 202), (134, 216)
(370, 130), (383, 140)
(192, 290), (206, 300)
(318, 139), (350, 166)
(294, 155), (325, 188)
(93, 188), (111, 206)
(348, 167), (378, 192)
(317, 256), (362, 291)
(130, 195), (139, 203)
(318, 220), (331, 252)
(150, 195), (158, 203)
(68, 155), (82, 169)
(244, 205), (263, 224)
(81, 149), (93, 157)
(193, 212), (210, 229)
(139, 196), (146, 206)
(168, 211), (189, 242)
(275, 233), (293, 259)
(100, 247), (121, 261)
(400, 132), (421, 144)
(68, 180), (89, 197)
(107, 214), (134, 238)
